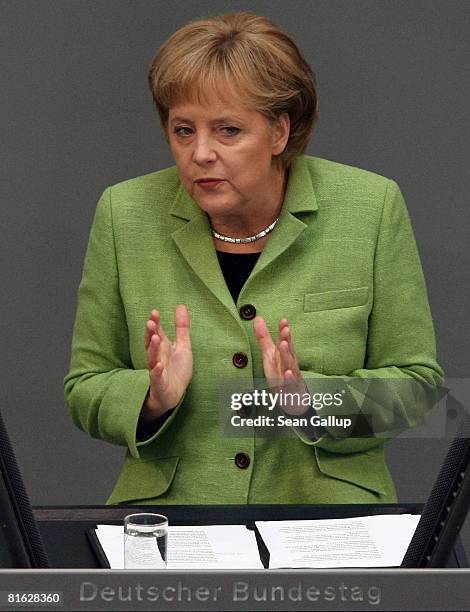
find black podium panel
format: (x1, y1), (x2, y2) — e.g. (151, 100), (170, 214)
(34, 504), (469, 569)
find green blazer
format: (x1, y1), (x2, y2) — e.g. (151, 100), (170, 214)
(64, 155), (443, 505)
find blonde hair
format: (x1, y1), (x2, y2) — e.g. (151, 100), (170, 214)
(148, 12), (319, 168)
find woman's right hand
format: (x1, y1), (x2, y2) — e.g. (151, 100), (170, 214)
(142, 304), (193, 421)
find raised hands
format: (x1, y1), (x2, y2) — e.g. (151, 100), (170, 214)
(142, 309), (306, 421)
(143, 305), (193, 421)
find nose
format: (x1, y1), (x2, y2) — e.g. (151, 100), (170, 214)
(192, 134), (217, 165)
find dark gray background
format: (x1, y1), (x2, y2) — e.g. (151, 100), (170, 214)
(2, 0), (469, 552)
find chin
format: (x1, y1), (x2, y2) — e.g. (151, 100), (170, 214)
(194, 196), (239, 216)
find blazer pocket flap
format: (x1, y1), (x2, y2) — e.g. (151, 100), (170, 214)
(304, 286), (369, 312)
(107, 456), (179, 504)
(314, 447), (388, 495)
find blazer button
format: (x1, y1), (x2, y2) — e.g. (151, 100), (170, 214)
(235, 452), (250, 469)
(238, 403), (251, 418)
(233, 352), (248, 368)
(239, 304), (256, 320)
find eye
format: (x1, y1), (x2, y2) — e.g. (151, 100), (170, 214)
(220, 126), (240, 136)
(173, 126), (193, 137)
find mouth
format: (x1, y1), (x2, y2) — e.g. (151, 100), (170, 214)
(195, 178), (225, 189)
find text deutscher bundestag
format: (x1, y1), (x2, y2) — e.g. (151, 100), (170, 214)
(230, 390), (351, 429)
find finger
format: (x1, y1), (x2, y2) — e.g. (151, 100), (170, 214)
(279, 339), (296, 375)
(150, 361), (164, 379)
(149, 360), (170, 398)
(280, 324), (297, 361)
(156, 320), (170, 346)
(150, 360), (166, 386)
(150, 309), (161, 328)
(276, 318), (288, 348)
(174, 304), (191, 346)
(144, 319), (157, 350)
(280, 338), (302, 381)
(289, 345), (301, 378)
(147, 332), (161, 370)
(253, 316), (275, 355)
(150, 308), (159, 319)
(145, 309), (161, 347)
(280, 346), (297, 399)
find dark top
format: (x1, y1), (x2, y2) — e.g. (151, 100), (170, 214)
(216, 250), (261, 302)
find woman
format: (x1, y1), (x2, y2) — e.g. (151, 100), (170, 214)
(64, 12), (443, 505)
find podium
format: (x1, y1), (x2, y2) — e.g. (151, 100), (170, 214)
(33, 504), (469, 569)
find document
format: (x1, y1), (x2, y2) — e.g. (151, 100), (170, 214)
(256, 514), (421, 568)
(95, 524), (264, 569)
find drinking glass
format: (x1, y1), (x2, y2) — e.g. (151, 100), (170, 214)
(124, 513), (168, 569)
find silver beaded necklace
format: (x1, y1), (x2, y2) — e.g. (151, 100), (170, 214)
(210, 217), (279, 244)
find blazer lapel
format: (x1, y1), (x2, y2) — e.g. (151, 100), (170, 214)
(170, 184), (239, 318)
(248, 156), (318, 282)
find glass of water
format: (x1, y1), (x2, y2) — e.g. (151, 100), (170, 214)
(124, 513), (168, 569)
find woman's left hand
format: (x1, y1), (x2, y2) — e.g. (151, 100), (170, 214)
(253, 316), (308, 414)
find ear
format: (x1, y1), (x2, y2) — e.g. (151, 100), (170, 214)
(271, 113), (290, 156)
